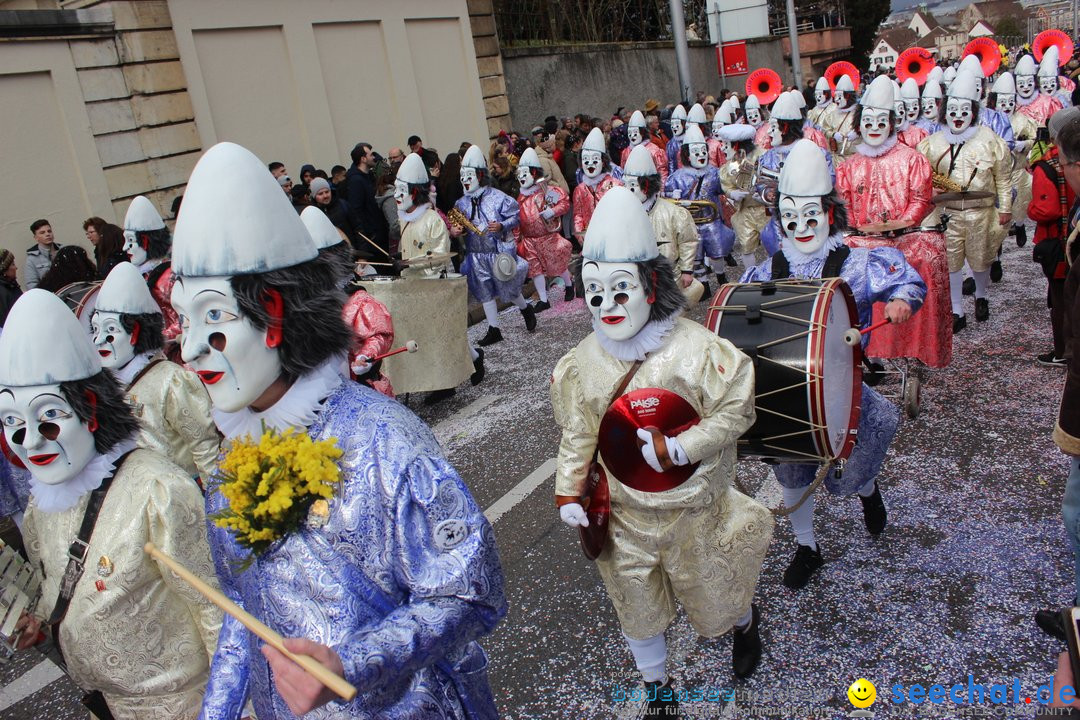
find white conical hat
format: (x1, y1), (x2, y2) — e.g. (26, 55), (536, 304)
(777, 139), (832, 197)
(623, 143), (659, 177)
(745, 95), (761, 110)
(923, 80), (943, 99)
(991, 71), (1016, 95)
(716, 99), (736, 124)
(901, 77), (921, 100)
(518, 147), (542, 170)
(1015, 54), (1037, 77)
(462, 144), (486, 169)
(581, 186), (658, 262)
(790, 89), (807, 108)
(861, 74), (897, 111)
(771, 91), (803, 120)
(96, 262), (160, 315)
(0, 290), (101, 385)
(300, 206), (343, 250)
(815, 76), (830, 91)
(172, 142), (317, 276)
(687, 103), (707, 124)
(123, 195), (165, 232)
(948, 71), (980, 102)
(944, 66), (957, 83)
(1040, 45), (1060, 77)
(836, 74), (855, 93)
(629, 110), (647, 128)
(928, 66), (944, 84)
(730, 95), (742, 109)
(959, 54), (985, 79)
(717, 124), (757, 142)
(583, 127), (607, 154)
(681, 124), (707, 146)
(671, 104), (687, 120)
(893, 79), (903, 105)
(397, 152), (429, 184)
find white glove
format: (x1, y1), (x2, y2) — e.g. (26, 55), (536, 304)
(559, 502), (589, 527)
(1014, 139), (1032, 153)
(636, 428), (689, 473)
(728, 189), (749, 203)
(540, 207), (556, 220)
(833, 132), (845, 143)
(351, 355), (372, 376)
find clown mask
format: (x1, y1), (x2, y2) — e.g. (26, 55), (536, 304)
(778, 195), (829, 257)
(995, 94), (1016, 115)
(833, 90), (848, 109)
(624, 175), (652, 203)
(1017, 74), (1036, 99)
(0, 385), (98, 486)
(712, 120), (725, 139)
(670, 118), (684, 137)
(904, 100), (920, 122)
(460, 167), (482, 195)
(171, 276), (283, 413)
(1040, 75), (1059, 96)
(860, 108), (891, 146)
(123, 230), (147, 266)
(686, 141), (708, 169)
(90, 311), (136, 369)
(768, 118), (784, 147)
(627, 126), (644, 146)
(720, 139), (735, 158)
(581, 150), (603, 179)
(581, 260), (651, 341)
(517, 164), (537, 190)
(393, 179), (415, 212)
(746, 108), (762, 127)
(922, 97), (939, 120)
(945, 98), (974, 134)
(815, 90), (829, 107)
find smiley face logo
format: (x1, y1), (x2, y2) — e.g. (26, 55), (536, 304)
(848, 678), (877, 709)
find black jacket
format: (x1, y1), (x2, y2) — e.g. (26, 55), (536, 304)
(1055, 200), (1080, 456)
(0, 277), (22, 327)
(344, 167), (389, 259)
(320, 197), (355, 247)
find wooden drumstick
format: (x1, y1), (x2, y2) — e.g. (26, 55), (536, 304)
(368, 340), (419, 363)
(143, 542), (358, 701)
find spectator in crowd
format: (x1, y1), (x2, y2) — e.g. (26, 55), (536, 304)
(436, 151), (464, 216)
(375, 167), (402, 257)
(290, 184), (311, 214)
(531, 128), (569, 193)
(330, 164), (347, 190)
(278, 174), (293, 196)
(647, 114), (669, 151)
(561, 130), (583, 193)
(268, 161), (286, 178)
(299, 164), (316, 186)
(544, 115), (559, 134)
(311, 176), (353, 243)
(24, 219), (59, 290)
(345, 141), (390, 258)
(83, 217), (126, 279)
(36, 245), (96, 293)
(489, 141), (520, 198)
(0, 250), (20, 326)
(408, 135), (440, 171)
(387, 147), (406, 171)
(458, 141), (473, 159)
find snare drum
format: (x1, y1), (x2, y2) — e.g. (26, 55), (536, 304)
(706, 278), (862, 462)
(55, 281), (101, 337)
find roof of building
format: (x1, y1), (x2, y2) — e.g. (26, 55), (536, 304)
(876, 26), (919, 53)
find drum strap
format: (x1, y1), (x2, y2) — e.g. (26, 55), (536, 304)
(770, 245), (849, 279)
(581, 360), (644, 501)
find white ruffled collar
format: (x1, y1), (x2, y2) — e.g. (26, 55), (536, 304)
(582, 171), (611, 188)
(29, 436), (138, 513)
(463, 184), (484, 198)
(115, 351), (156, 387)
(212, 360), (344, 441)
(593, 313), (680, 362)
(1017, 93), (1036, 107)
(137, 259), (163, 274)
(398, 202), (430, 223)
(945, 124), (978, 145)
(519, 183), (543, 197)
(780, 231), (846, 270)
(856, 134), (898, 158)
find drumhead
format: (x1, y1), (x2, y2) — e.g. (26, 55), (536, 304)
(56, 281), (101, 337)
(809, 278), (861, 460)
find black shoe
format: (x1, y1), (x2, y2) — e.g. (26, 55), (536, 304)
(975, 297), (989, 322)
(1016, 224), (1028, 247)
(642, 679), (680, 718)
(521, 304), (537, 332)
(952, 313), (967, 333)
(470, 348), (485, 385)
(564, 285), (575, 302)
(782, 544), (823, 590)
(534, 300), (551, 313)
(424, 388), (455, 405)
(714, 271), (728, 284)
(962, 277), (975, 296)
(863, 360), (886, 387)
(1036, 609), (1067, 642)
(700, 281), (712, 301)
(990, 259), (1003, 283)
(477, 326), (503, 347)
(859, 482), (887, 535)
(732, 604), (762, 679)
(725, 254), (738, 267)
(1037, 351), (1067, 368)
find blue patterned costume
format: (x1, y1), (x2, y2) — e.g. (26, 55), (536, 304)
(664, 166), (734, 259)
(200, 380), (507, 719)
(755, 144), (835, 258)
(981, 107), (1016, 150)
(741, 240), (926, 495)
(455, 187), (528, 303)
(666, 136), (683, 175)
(916, 118), (941, 135)
(0, 457), (29, 520)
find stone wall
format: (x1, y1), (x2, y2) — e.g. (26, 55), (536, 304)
(467, 0), (512, 138)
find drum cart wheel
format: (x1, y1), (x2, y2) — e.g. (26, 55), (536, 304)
(902, 371), (921, 420)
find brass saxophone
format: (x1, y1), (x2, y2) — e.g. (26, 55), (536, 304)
(931, 171), (963, 193)
(447, 208), (483, 236)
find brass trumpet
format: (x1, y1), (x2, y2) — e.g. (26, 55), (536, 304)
(663, 198), (719, 225)
(750, 166), (779, 206)
(725, 153), (757, 193)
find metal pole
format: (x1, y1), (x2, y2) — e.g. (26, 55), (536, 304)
(785, 0), (804, 89)
(1073, 0), (1078, 44)
(670, 0), (693, 102)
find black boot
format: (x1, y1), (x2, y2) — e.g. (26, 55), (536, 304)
(470, 348), (485, 386)
(952, 313), (967, 333)
(424, 388), (455, 405)
(962, 277), (975, 296)
(975, 297), (989, 322)
(521, 303), (537, 332)
(1035, 609), (1067, 642)
(859, 481), (887, 535)
(782, 544), (823, 590)
(713, 270), (728, 285)
(477, 326), (503, 347)
(564, 284), (575, 302)
(700, 281), (712, 301)
(1015, 224), (1028, 247)
(533, 300), (551, 313)
(725, 253), (737, 267)
(990, 259), (1003, 283)
(732, 604), (762, 679)
(642, 679), (680, 718)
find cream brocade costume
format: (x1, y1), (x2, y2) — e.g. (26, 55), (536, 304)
(24, 449), (222, 719)
(126, 355), (220, 481)
(1009, 111), (1038, 222)
(718, 147), (769, 258)
(551, 317), (773, 639)
(399, 205), (450, 278)
(646, 197), (698, 276)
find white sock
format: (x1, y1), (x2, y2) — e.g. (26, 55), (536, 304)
(857, 478), (877, 498)
(782, 485), (817, 550)
(482, 300), (501, 328)
(735, 606), (754, 630)
(949, 271), (965, 316)
(740, 253), (757, 268)
(469, 345), (479, 361)
(560, 270), (572, 285)
(708, 257), (727, 275)
(624, 631), (667, 683)
(533, 275), (548, 302)
(512, 294), (528, 310)
(971, 269), (990, 299)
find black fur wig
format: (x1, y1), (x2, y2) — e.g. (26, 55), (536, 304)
(132, 227), (172, 262)
(776, 120), (804, 147)
(317, 242), (355, 286)
(59, 371), (141, 454)
(638, 256), (687, 323)
(635, 173), (662, 200)
(119, 311), (165, 355)
(229, 257), (352, 383)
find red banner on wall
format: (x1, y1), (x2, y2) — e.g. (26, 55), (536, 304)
(717, 41), (749, 76)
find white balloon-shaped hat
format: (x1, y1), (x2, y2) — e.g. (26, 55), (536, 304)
(861, 74), (897, 112)
(0, 290), (101, 386)
(300, 206), (344, 250)
(991, 71), (1016, 95)
(124, 195), (166, 232)
(623, 143), (660, 177)
(1015, 54), (1037, 77)
(518, 147), (543, 170)
(462, 144), (487, 169)
(96, 261), (161, 315)
(771, 91), (803, 121)
(777, 139), (833, 198)
(583, 127), (607, 154)
(397, 152), (430, 184)
(1039, 45), (1061, 78)
(581, 186), (658, 263)
(948, 71), (981, 102)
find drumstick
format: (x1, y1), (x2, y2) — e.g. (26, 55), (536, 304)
(368, 340), (419, 362)
(355, 231), (392, 259)
(143, 542), (358, 701)
(843, 317), (891, 346)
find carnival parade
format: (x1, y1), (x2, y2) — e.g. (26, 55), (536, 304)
(0, 1), (1079, 718)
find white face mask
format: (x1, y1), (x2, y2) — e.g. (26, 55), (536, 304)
(460, 167), (480, 194)
(904, 100), (920, 121)
(721, 139), (735, 158)
(393, 179), (414, 211)
(581, 150), (603, 178)
(860, 108), (891, 146)
(768, 118), (784, 147)
(686, 142), (708, 169)
(922, 97), (939, 119)
(670, 118), (684, 137)
(628, 126), (644, 145)
(0, 384), (98, 486)
(833, 90), (848, 108)
(90, 310), (136, 369)
(778, 195), (829, 256)
(1041, 76), (1059, 96)
(123, 230), (148, 266)
(746, 108), (762, 127)
(517, 164), (536, 190)
(815, 90), (829, 107)
(582, 260), (652, 341)
(945, 98), (974, 133)
(1017, 74), (1036, 99)
(171, 276), (283, 413)
(995, 93), (1016, 115)
(711, 120), (725, 139)
(894, 100), (907, 122)
(624, 175), (649, 203)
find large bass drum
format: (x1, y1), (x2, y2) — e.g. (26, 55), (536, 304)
(55, 281), (101, 337)
(706, 278), (861, 462)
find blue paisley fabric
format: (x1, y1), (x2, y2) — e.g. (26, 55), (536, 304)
(455, 187), (528, 304)
(664, 166), (735, 259)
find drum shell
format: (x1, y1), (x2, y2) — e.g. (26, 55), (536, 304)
(55, 281), (101, 337)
